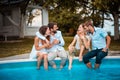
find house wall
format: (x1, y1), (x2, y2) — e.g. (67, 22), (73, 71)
(42, 9), (49, 26)
(24, 8), (49, 37)
(0, 8), (21, 37)
(11, 8), (21, 36)
(0, 7), (49, 38)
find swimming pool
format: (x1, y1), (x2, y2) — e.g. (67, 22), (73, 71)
(0, 57), (120, 80)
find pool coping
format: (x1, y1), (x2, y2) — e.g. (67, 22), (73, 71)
(0, 56), (120, 64)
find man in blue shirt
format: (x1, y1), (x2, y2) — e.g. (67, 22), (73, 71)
(83, 20), (111, 69)
(47, 22), (67, 69)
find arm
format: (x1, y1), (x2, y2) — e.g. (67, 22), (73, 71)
(106, 35), (111, 49)
(68, 37), (77, 49)
(34, 37), (48, 50)
(80, 35), (91, 49)
(36, 32), (46, 40)
(79, 45), (85, 57)
(102, 35), (111, 52)
(83, 37), (91, 49)
(100, 29), (111, 52)
(68, 37), (77, 53)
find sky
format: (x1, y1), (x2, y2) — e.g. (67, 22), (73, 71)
(103, 15), (120, 36)
(26, 11), (119, 36)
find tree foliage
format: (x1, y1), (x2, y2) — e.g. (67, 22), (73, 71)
(92, 0), (120, 40)
(36, 0), (102, 34)
(33, 0), (120, 39)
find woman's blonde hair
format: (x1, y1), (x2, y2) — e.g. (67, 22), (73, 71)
(84, 20), (93, 27)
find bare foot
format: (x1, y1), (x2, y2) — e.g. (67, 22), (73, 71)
(52, 65), (57, 69)
(60, 65), (63, 69)
(58, 65), (64, 71)
(68, 65), (72, 70)
(79, 56), (83, 61)
(37, 67), (40, 70)
(86, 62), (92, 69)
(94, 64), (100, 69)
(44, 67), (48, 70)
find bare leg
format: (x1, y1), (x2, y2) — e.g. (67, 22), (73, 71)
(52, 64), (57, 69)
(79, 54), (83, 61)
(79, 46), (85, 61)
(60, 57), (67, 69)
(60, 65), (63, 69)
(86, 62), (92, 69)
(68, 56), (73, 70)
(94, 63), (100, 69)
(43, 54), (48, 70)
(37, 53), (43, 69)
(48, 60), (57, 69)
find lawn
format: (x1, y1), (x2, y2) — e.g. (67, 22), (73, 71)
(0, 36), (120, 58)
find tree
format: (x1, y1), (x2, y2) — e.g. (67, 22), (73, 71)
(33, 0), (120, 39)
(34, 0), (99, 35)
(92, 0), (120, 40)
(0, 0), (30, 38)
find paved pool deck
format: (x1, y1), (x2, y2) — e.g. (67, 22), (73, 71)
(0, 51), (120, 61)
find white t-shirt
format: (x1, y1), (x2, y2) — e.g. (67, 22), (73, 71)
(74, 34), (91, 50)
(74, 35), (80, 50)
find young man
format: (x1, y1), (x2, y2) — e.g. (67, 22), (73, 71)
(83, 20), (111, 69)
(47, 22), (68, 69)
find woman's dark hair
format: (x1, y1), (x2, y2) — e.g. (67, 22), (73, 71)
(48, 22), (57, 29)
(39, 25), (50, 45)
(39, 25), (48, 36)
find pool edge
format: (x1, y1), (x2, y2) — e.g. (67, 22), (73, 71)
(0, 56), (120, 64)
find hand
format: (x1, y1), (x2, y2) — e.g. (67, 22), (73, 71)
(52, 39), (59, 45)
(43, 43), (50, 48)
(80, 35), (85, 40)
(79, 56), (83, 61)
(45, 39), (50, 44)
(102, 48), (108, 52)
(68, 45), (75, 53)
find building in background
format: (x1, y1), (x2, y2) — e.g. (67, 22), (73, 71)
(0, 0), (48, 41)
(24, 5), (48, 36)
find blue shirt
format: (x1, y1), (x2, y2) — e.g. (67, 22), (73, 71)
(90, 27), (108, 50)
(47, 30), (65, 52)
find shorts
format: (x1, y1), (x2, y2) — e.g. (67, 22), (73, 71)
(69, 49), (89, 57)
(69, 49), (80, 57)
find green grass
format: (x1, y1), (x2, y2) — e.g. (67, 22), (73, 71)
(109, 38), (120, 51)
(0, 36), (120, 58)
(0, 38), (34, 58)
(64, 37), (73, 50)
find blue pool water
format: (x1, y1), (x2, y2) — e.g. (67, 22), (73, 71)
(0, 58), (120, 80)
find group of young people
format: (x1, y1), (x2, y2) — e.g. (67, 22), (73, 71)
(29, 20), (111, 70)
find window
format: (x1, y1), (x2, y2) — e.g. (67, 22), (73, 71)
(26, 7), (42, 27)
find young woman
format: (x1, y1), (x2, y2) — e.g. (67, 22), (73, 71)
(30, 25), (50, 70)
(68, 24), (91, 70)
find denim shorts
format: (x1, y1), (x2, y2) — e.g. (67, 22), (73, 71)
(69, 49), (80, 57)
